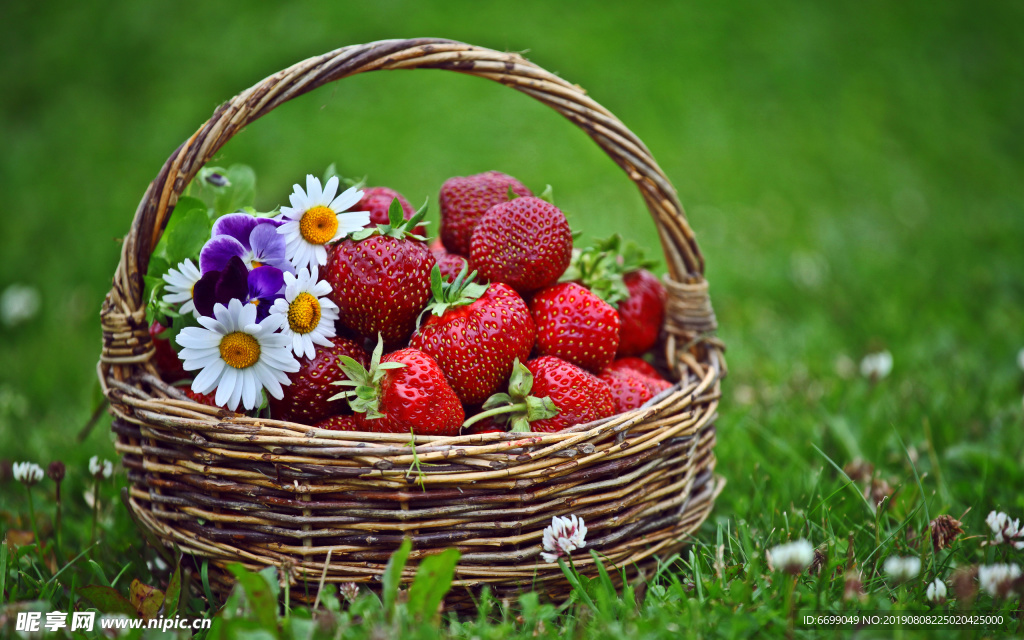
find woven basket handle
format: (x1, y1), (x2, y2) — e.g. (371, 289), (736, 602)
(102, 38), (716, 367)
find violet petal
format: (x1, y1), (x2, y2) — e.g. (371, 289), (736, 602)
(200, 235), (248, 274)
(211, 213), (260, 249)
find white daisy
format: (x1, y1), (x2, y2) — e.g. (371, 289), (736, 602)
(276, 175), (370, 271)
(175, 298), (300, 411)
(162, 258), (202, 318)
(268, 266), (339, 359)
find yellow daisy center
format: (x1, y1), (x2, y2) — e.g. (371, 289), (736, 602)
(219, 331), (261, 369)
(288, 292), (321, 334)
(299, 206), (339, 244)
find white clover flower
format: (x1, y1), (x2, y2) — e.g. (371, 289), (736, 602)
(268, 266), (339, 359)
(883, 556), (921, 582)
(339, 582), (360, 602)
(12, 461), (44, 485)
(860, 351), (893, 380)
(926, 578), (947, 602)
(541, 515), (588, 563)
(176, 298), (300, 411)
(88, 456), (113, 479)
(0, 284), (41, 327)
(276, 175), (370, 271)
(978, 564), (1021, 599)
(767, 539), (814, 574)
(986, 510), (1024, 550)
(161, 258), (202, 318)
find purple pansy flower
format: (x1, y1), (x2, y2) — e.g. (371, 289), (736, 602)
(200, 214), (293, 275)
(193, 256), (284, 321)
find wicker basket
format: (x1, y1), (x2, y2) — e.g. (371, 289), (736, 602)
(98, 38), (726, 608)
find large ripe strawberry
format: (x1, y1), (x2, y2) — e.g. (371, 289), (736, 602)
(331, 338), (464, 436)
(617, 269), (666, 357)
(409, 266), (535, 405)
(439, 171), (531, 256)
(268, 335), (369, 425)
(357, 186), (427, 237)
(530, 282), (620, 373)
(150, 320), (188, 382)
(466, 358), (612, 433)
(561, 236), (665, 358)
(469, 196), (573, 295)
(325, 202), (435, 346)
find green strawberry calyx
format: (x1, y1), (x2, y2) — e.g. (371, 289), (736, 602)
(349, 197), (430, 242)
(461, 359), (559, 433)
(558, 234), (657, 308)
(328, 334), (405, 419)
(418, 264), (489, 324)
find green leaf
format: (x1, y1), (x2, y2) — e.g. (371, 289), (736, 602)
(322, 163), (339, 184)
(382, 538), (412, 617)
(387, 197), (404, 227)
(211, 165), (256, 217)
(129, 579), (165, 619)
(257, 565), (281, 601)
(163, 559), (182, 616)
(226, 563), (279, 629)
(165, 207), (212, 267)
(406, 548), (460, 622)
(79, 585), (138, 617)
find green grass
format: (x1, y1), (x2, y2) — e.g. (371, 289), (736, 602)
(2, 0), (1024, 638)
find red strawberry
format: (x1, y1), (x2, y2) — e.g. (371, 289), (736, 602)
(184, 388), (230, 411)
(617, 269), (666, 357)
(314, 415), (359, 431)
(606, 357), (663, 381)
(431, 248), (470, 284)
(332, 339), (464, 436)
(325, 205), (435, 346)
(560, 236), (665, 358)
(268, 336), (369, 425)
(410, 267), (535, 405)
(605, 358), (672, 395)
(469, 197), (573, 295)
(357, 186), (427, 237)
(150, 320), (188, 382)
(440, 171), (532, 256)
(530, 282), (620, 373)
(467, 358), (612, 434)
(599, 369), (656, 413)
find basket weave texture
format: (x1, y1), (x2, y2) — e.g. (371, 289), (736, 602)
(98, 38), (726, 606)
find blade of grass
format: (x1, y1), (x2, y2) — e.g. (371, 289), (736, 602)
(46, 542), (99, 587)
(811, 444), (874, 514)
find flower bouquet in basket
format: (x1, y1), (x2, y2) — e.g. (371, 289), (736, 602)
(99, 38), (725, 609)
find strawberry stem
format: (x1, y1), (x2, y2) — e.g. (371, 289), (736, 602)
(467, 359), (559, 433)
(461, 403), (527, 430)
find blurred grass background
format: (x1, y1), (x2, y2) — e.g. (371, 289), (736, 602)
(2, 0), (1023, 526)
